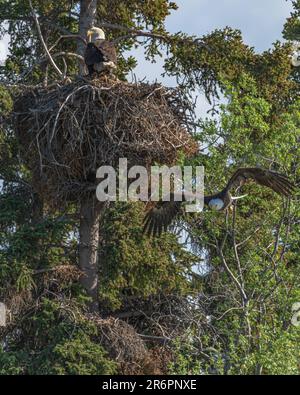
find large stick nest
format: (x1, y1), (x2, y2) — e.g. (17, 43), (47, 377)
(13, 76), (198, 205)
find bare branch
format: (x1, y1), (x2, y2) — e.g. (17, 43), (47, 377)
(99, 21), (209, 50)
(49, 35), (87, 52)
(232, 202), (244, 288)
(137, 333), (171, 344)
(218, 247), (248, 303)
(33, 265), (78, 275)
(19, 52), (84, 81)
(52, 52), (85, 63)
(216, 210), (248, 303)
(28, 0), (63, 78)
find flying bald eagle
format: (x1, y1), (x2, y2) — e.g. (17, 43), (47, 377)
(84, 27), (117, 75)
(143, 168), (295, 237)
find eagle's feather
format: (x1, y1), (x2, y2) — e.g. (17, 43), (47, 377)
(225, 168), (295, 197)
(84, 41), (117, 75)
(143, 195), (184, 237)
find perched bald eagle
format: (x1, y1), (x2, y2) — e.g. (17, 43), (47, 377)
(84, 27), (117, 75)
(143, 168), (295, 237)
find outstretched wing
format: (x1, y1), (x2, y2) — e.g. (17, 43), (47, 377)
(143, 193), (184, 237)
(84, 41), (117, 66)
(225, 168), (295, 196)
(97, 41), (117, 64)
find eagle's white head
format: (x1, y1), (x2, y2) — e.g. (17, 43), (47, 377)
(291, 43), (300, 67)
(87, 27), (106, 43)
(208, 198), (224, 211)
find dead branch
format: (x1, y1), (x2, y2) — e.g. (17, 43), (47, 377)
(216, 212), (248, 303)
(137, 333), (171, 344)
(99, 21), (209, 50)
(49, 35), (87, 52)
(29, 0), (63, 78)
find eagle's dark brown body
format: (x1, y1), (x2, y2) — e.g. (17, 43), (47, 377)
(84, 40), (117, 75)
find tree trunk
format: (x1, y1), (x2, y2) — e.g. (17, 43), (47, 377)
(77, 0), (101, 313)
(77, 0), (98, 74)
(79, 197), (102, 313)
